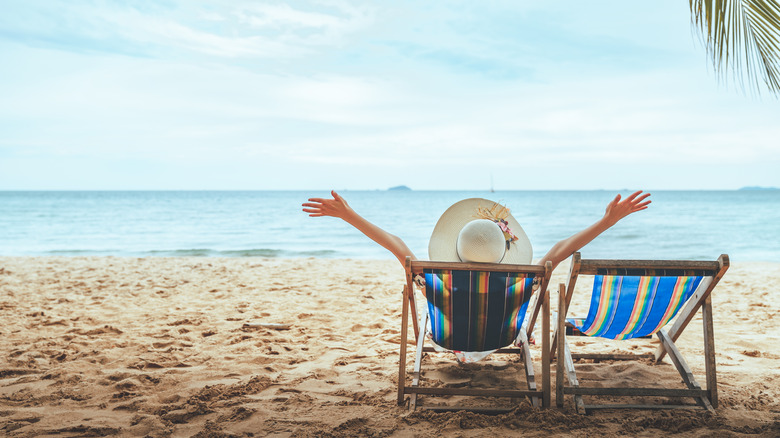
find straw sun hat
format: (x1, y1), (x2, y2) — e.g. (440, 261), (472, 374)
(428, 198), (532, 264)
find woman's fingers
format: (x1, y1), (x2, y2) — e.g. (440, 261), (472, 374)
(636, 199), (652, 208)
(302, 195), (341, 218)
(619, 191), (651, 208)
(625, 190), (644, 201)
(629, 194), (651, 210)
(632, 193), (651, 203)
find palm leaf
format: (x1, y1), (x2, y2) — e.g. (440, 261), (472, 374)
(690, 0), (780, 96)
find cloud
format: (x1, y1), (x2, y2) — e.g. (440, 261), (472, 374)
(0, 0), (375, 59)
(0, 1), (778, 190)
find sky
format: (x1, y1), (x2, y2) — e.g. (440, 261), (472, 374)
(1, 1), (778, 191)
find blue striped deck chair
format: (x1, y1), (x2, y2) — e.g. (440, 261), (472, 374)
(398, 258), (553, 413)
(554, 252), (729, 414)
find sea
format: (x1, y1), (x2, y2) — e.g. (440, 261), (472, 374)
(1, 190), (778, 263)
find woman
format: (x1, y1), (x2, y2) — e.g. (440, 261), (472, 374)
(301, 190), (651, 271)
(304, 190), (651, 360)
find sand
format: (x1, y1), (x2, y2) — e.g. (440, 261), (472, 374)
(0, 256), (778, 437)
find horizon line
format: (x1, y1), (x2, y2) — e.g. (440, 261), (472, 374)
(1, 187), (778, 192)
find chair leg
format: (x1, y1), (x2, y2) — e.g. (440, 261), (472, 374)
(702, 295), (718, 409)
(519, 331), (539, 408)
(556, 284), (565, 408)
(409, 288), (420, 340)
(561, 340), (584, 414)
(408, 311), (428, 411)
(541, 287), (551, 408)
(556, 284), (584, 413)
(398, 286), (410, 406)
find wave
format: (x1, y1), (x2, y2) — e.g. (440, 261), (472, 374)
(43, 249), (122, 256)
(36, 248), (342, 258)
(144, 248), (341, 257)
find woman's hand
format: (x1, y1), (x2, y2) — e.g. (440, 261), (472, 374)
(302, 190), (353, 220)
(603, 190), (652, 226)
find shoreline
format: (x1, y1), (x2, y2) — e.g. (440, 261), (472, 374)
(1, 256), (778, 436)
(3, 254), (780, 263)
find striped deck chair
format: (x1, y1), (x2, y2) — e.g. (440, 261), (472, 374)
(554, 252), (729, 414)
(398, 258), (552, 413)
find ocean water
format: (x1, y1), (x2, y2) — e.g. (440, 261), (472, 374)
(0, 190), (778, 263)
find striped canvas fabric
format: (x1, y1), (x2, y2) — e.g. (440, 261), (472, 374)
(423, 269), (536, 351)
(572, 274), (704, 340)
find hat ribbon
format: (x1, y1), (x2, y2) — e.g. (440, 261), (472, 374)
(495, 219), (519, 250)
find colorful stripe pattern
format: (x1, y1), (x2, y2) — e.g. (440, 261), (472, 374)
(423, 269), (535, 351)
(573, 274), (703, 340)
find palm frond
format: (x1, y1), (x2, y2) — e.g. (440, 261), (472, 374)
(690, 0), (780, 96)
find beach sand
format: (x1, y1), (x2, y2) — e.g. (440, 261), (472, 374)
(0, 256), (778, 437)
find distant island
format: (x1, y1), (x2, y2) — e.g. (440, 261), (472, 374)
(738, 186), (778, 191)
(388, 185), (412, 191)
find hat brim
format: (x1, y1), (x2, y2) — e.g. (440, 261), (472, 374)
(428, 198), (533, 264)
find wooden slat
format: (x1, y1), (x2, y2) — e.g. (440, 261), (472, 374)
(578, 259), (720, 276)
(584, 404), (705, 411)
(564, 387), (709, 397)
(410, 260), (546, 274)
(571, 353), (655, 361)
(494, 348), (524, 354)
(405, 387), (543, 398)
(421, 406), (516, 414)
(422, 346), (524, 354)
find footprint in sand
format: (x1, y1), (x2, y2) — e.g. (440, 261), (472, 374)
(168, 318), (197, 327)
(152, 341), (175, 349)
(1, 414), (42, 433)
(83, 325), (124, 335)
(228, 335), (253, 345)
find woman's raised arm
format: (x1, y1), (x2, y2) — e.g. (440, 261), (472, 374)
(302, 190), (416, 266)
(537, 190), (651, 270)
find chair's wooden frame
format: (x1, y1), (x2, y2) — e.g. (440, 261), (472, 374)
(398, 257), (552, 412)
(553, 252), (729, 414)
